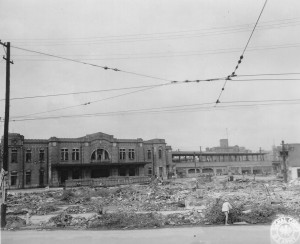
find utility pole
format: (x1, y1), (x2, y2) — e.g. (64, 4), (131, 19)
(281, 140), (288, 183)
(0, 41), (13, 228)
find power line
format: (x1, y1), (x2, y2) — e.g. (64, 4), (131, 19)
(0, 83), (173, 102)
(12, 77), (225, 118)
(10, 45), (172, 83)
(7, 18), (300, 46)
(11, 84), (171, 118)
(6, 17), (300, 42)
(230, 78), (300, 81)
(12, 80), (210, 118)
(1, 73), (298, 102)
(12, 42), (300, 62)
(236, 72), (300, 77)
(215, 0), (268, 105)
(8, 98), (300, 122)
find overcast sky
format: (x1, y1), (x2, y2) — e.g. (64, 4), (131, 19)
(0, 0), (299, 151)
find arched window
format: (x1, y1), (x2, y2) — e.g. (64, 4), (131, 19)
(91, 149), (110, 161)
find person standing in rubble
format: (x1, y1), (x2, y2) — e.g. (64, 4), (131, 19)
(222, 198), (233, 225)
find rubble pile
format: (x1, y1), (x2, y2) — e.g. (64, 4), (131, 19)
(45, 210), (204, 229)
(5, 216), (26, 229)
(5, 177), (300, 229)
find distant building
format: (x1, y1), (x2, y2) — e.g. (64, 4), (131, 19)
(205, 139), (250, 153)
(0, 132), (172, 189)
(173, 139), (273, 177)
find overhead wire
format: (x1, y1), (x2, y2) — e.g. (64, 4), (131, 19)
(229, 78), (300, 81)
(0, 83), (174, 102)
(6, 17), (300, 42)
(10, 45), (172, 83)
(8, 98), (300, 122)
(11, 84), (172, 119)
(12, 42), (300, 62)
(235, 72), (300, 77)
(7, 18), (300, 46)
(9, 76), (230, 118)
(215, 0), (268, 106)
(1, 72), (298, 102)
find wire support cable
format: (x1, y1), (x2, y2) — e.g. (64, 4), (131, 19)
(215, 0), (268, 105)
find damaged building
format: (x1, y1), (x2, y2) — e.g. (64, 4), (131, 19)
(0, 132), (172, 189)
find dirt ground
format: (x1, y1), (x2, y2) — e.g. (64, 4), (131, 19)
(2, 175), (300, 230)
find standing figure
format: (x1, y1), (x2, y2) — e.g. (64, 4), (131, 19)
(222, 198), (233, 225)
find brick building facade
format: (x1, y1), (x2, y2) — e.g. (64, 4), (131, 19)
(1, 132), (172, 189)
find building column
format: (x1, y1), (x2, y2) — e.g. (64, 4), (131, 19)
(250, 167), (254, 174)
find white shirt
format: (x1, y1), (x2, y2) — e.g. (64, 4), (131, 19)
(222, 202), (232, 212)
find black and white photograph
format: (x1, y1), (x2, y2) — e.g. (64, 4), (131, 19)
(0, 0), (300, 243)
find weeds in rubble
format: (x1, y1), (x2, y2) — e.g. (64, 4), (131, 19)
(204, 198), (242, 224)
(88, 212), (163, 229)
(240, 203), (290, 224)
(61, 189), (75, 202)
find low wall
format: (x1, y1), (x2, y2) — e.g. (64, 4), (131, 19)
(65, 176), (151, 188)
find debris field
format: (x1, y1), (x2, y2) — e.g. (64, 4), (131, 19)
(3, 176), (300, 230)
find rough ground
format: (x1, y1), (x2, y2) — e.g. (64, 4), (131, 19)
(2, 175), (300, 230)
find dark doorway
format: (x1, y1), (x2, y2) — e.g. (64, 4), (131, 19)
(60, 170), (69, 184)
(72, 169), (80, 179)
(119, 167), (126, 176)
(129, 167), (136, 176)
(39, 170), (44, 187)
(297, 169), (300, 178)
(91, 168), (110, 178)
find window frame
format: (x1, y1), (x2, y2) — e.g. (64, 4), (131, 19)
(25, 149), (32, 163)
(119, 149), (126, 160)
(11, 148), (18, 163)
(61, 148), (69, 161)
(25, 171), (31, 185)
(39, 149), (45, 162)
(72, 148), (80, 161)
(129, 149), (135, 160)
(158, 148), (162, 159)
(147, 150), (152, 160)
(10, 171), (17, 186)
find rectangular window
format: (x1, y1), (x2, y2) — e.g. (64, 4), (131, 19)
(11, 149), (18, 163)
(61, 149), (69, 161)
(119, 149), (126, 160)
(39, 149), (45, 162)
(25, 171), (31, 185)
(25, 149), (32, 163)
(147, 150), (152, 160)
(72, 148), (80, 161)
(148, 167), (152, 175)
(10, 171), (17, 186)
(158, 149), (162, 159)
(129, 149), (135, 160)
